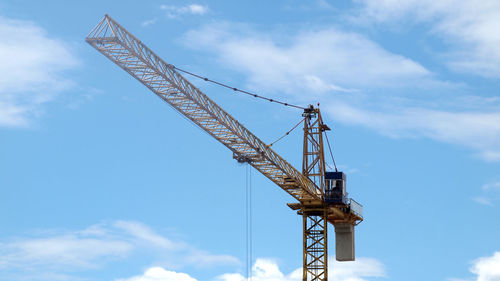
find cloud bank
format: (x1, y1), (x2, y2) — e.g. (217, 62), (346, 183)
(118, 257), (385, 281)
(474, 181), (500, 206)
(161, 4), (209, 19)
(182, 20), (500, 161)
(0, 15), (78, 127)
(183, 23), (431, 96)
(471, 252), (500, 281)
(0, 221), (384, 281)
(326, 102), (500, 161)
(0, 221), (238, 281)
(452, 252), (500, 281)
(116, 267), (197, 281)
(357, 0), (500, 78)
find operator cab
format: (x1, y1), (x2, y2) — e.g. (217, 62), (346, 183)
(324, 171), (348, 205)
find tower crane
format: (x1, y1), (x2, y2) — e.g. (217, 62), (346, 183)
(86, 15), (363, 281)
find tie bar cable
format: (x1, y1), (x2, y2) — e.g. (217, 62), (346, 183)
(324, 131), (338, 172)
(267, 117), (306, 148)
(172, 65), (307, 110)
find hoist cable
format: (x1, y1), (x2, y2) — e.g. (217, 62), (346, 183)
(172, 65), (306, 110)
(245, 165), (248, 280)
(324, 132), (338, 172)
(249, 165), (253, 281)
(245, 164), (253, 281)
(267, 117), (305, 148)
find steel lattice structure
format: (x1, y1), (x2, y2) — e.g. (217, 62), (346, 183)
(301, 109), (329, 281)
(86, 14), (321, 203)
(303, 209), (328, 281)
(86, 15), (363, 281)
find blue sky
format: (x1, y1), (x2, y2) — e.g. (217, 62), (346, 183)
(1, 1), (499, 281)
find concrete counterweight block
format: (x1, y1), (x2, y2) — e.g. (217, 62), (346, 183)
(334, 223), (355, 261)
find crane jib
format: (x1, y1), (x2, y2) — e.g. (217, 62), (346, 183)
(85, 14), (323, 203)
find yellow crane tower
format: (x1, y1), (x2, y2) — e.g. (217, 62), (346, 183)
(86, 15), (363, 281)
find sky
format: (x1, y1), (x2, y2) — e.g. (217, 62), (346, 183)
(0, 0), (499, 281)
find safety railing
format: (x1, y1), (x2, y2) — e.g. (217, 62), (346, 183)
(349, 198), (363, 218)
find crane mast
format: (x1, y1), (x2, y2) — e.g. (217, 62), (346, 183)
(86, 15), (363, 281)
(301, 106), (329, 281)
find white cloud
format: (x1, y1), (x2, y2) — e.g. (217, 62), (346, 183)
(473, 197), (493, 206)
(142, 18), (158, 27)
(185, 249), (240, 268)
(326, 102), (500, 161)
(474, 181), (500, 206)
(116, 267), (197, 281)
(331, 257), (386, 281)
(453, 252), (500, 281)
(217, 259), (293, 281)
(1, 222), (382, 281)
(0, 235), (132, 269)
(182, 23), (431, 97)
(0, 221), (238, 280)
(113, 220), (177, 250)
(117, 257), (384, 281)
(161, 4), (208, 19)
(471, 252), (500, 281)
(215, 257), (385, 281)
(188, 4), (208, 15)
(356, 0), (500, 78)
(0, 15), (78, 127)
(182, 22), (500, 161)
